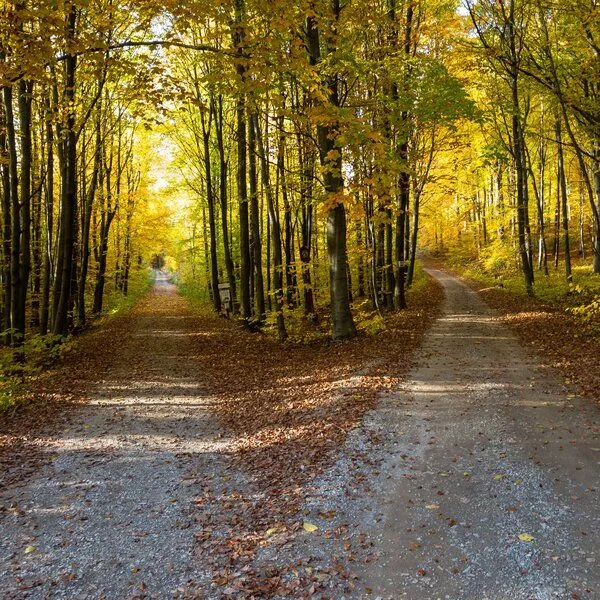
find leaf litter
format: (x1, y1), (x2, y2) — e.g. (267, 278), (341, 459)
(0, 275), (443, 598)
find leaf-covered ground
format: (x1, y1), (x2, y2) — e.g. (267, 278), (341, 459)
(182, 277), (444, 596)
(460, 273), (600, 403)
(0, 273), (443, 598)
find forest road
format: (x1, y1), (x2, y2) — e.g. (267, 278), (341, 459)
(0, 273), (228, 599)
(356, 268), (599, 599)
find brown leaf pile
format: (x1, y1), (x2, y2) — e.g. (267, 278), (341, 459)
(188, 278), (444, 595)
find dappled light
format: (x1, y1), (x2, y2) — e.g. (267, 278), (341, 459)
(1, 0), (599, 597)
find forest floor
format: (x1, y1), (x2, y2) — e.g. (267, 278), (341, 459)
(0, 269), (598, 599)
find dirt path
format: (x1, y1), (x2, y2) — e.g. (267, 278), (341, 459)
(1, 269), (598, 599)
(347, 269), (599, 598)
(0, 274), (229, 598)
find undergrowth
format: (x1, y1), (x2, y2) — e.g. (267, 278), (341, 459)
(0, 267), (155, 413)
(179, 261), (434, 344)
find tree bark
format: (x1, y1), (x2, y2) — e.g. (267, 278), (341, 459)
(306, 2), (356, 340)
(232, 0), (251, 320)
(248, 114), (265, 319)
(212, 94), (237, 308)
(253, 113), (287, 339)
(0, 87), (12, 341)
(555, 118), (572, 282)
(52, 5), (78, 335)
(201, 107), (221, 313)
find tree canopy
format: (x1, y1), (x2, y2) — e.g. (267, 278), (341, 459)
(0, 0), (598, 348)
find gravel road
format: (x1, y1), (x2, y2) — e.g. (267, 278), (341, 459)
(1, 269), (598, 600)
(298, 268), (599, 599)
(0, 273), (230, 599)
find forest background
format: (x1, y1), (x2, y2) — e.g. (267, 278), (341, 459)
(0, 0), (599, 380)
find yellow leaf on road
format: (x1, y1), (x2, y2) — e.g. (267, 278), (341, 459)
(518, 533), (534, 542)
(303, 521), (318, 533)
(24, 545), (36, 555)
(425, 504), (439, 510)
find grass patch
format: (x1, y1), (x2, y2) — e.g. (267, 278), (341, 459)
(102, 267), (155, 317)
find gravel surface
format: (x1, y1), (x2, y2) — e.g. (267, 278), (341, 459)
(282, 268), (599, 599)
(0, 274), (232, 599)
(1, 269), (598, 600)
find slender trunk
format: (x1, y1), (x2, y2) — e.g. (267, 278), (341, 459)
(407, 189), (420, 287)
(253, 113), (287, 339)
(93, 144), (116, 315)
(40, 94), (54, 335)
(92, 212), (115, 314)
(277, 115), (296, 307)
(201, 112), (221, 313)
(393, 1), (413, 310)
(233, 0), (251, 320)
(512, 96), (534, 293)
(77, 115), (101, 327)
(356, 217), (365, 298)
(526, 141), (549, 275)
(15, 79), (32, 350)
(385, 210), (395, 307)
(0, 89), (12, 340)
(594, 145), (600, 273)
(52, 6), (78, 335)
(30, 142), (42, 328)
(212, 95), (237, 307)
(556, 118), (572, 282)
(3, 86), (19, 347)
(248, 115), (265, 319)
(553, 172), (561, 268)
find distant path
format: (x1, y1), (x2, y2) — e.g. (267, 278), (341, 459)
(1, 269), (599, 599)
(0, 273), (227, 598)
(357, 268), (600, 598)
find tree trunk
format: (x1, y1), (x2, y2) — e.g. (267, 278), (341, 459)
(201, 110), (221, 313)
(306, 4), (356, 340)
(212, 94), (237, 308)
(77, 114), (101, 327)
(233, 0), (251, 321)
(407, 189), (420, 287)
(0, 88), (12, 341)
(52, 6), (78, 335)
(556, 118), (572, 282)
(40, 93), (54, 335)
(248, 114), (265, 319)
(253, 113), (287, 339)
(393, 1), (413, 310)
(15, 79), (32, 351)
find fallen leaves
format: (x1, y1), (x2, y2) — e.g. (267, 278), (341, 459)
(1, 275), (445, 598)
(468, 277), (600, 402)
(187, 276), (444, 594)
(518, 533), (535, 542)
